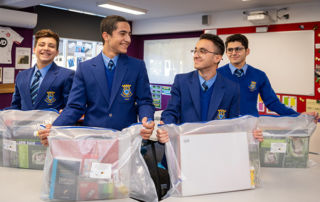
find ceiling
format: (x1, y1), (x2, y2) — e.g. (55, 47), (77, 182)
(0, 0), (317, 20)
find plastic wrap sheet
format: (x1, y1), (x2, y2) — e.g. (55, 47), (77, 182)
(0, 110), (59, 169)
(258, 115), (316, 168)
(41, 124), (158, 202)
(159, 115), (260, 198)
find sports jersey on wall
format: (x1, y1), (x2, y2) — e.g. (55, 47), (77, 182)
(0, 26), (24, 64)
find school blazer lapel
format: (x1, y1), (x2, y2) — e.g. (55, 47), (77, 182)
(34, 63), (58, 108)
(108, 54), (128, 110)
(188, 71), (201, 119)
(207, 73), (225, 120)
(92, 53), (110, 105)
(21, 68), (34, 108)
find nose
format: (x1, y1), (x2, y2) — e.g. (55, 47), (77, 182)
(125, 34), (131, 44)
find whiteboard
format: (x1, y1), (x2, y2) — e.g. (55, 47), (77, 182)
(144, 37), (198, 84)
(219, 31), (314, 96)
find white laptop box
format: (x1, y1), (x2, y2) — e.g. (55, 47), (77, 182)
(178, 132), (252, 196)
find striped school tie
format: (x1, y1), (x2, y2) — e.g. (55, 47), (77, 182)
(30, 70), (41, 105)
(108, 60), (114, 71)
(202, 81), (208, 91)
(234, 69), (244, 78)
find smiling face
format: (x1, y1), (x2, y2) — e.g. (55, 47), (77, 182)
(33, 37), (59, 69)
(193, 39), (222, 71)
(102, 21), (131, 58)
(226, 41), (250, 68)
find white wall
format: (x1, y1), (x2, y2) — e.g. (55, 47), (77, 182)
(132, 2), (320, 35)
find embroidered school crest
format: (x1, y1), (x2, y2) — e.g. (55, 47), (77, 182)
(44, 91), (56, 105)
(121, 84), (133, 100)
(248, 81), (257, 92)
(216, 109), (226, 120)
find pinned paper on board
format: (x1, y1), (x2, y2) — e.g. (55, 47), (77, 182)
(257, 94), (265, 112)
(306, 99), (320, 113)
(282, 96), (297, 111)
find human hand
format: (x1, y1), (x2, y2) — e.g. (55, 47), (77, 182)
(38, 124), (52, 146)
(140, 117), (155, 140)
(301, 111), (319, 123)
(253, 128), (263, 142)
(156, 121), (169, 143)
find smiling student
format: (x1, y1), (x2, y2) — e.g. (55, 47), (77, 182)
(8, 29), (74, 111)
(39, 15), (155, 146)
(218, 34), (319, 122)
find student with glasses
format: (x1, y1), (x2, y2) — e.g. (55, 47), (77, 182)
(159, 33), (240, 125)
(157, 34), (263, 163)
(218, 34), (319, 121)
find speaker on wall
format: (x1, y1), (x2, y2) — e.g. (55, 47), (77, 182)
(202, 15), (210, 25)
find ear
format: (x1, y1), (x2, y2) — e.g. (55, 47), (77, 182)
(215, 54), (223, 64)
(33, 47), (36, 54)
(246, 48), (250, 56)
(102, 32), (109, 43)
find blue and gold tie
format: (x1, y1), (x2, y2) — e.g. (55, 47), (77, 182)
(30, 70), (41, 105)
(234, 69), (244, 78)
(202, 81), (208, 91)
(108, 60), (114, 71)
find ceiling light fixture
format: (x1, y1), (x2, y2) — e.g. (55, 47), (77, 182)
(97, 0), (147, 15)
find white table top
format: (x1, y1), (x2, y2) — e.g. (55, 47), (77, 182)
(0, 155), (319, 202)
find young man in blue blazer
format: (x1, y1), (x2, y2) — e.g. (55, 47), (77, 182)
(157, 34), (263, 161)
(39, 15), (155, 145)
(217, 34), (319, 121)
(7, 29), (74, 111)
(161, 34), (240, 125)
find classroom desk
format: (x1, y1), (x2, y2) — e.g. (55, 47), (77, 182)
(0, 155), (319, 202)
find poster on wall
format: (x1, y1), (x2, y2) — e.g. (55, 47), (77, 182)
(2, 67), (14, 83)
(15, 47), (31, 69)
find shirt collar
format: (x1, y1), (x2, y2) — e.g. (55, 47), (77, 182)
(101, 51), (119, 70)
(34, 62), (53, 78)
(198, 71), (217, 91)
(228, 63), (248, 75)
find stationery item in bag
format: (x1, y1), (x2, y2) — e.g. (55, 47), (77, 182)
(0, 110), (59, 169)
(41, 125), (158, 202)
(258, 115), (316, 168)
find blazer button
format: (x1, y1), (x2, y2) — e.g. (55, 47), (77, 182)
(109, 113), (112, 117)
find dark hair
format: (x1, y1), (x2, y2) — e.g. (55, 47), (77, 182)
(100, 15), (129, 44)
(225, 34), (249, 49)
(199, 33), (225, 55)
(34, 29), (59, 50)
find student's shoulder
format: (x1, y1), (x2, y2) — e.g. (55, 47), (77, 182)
(217, 64), (229, 71)
(16, 67), (33, 77)
(126, 55), (145, 66)
(218, 72), (238, 87)
(56, 64), (74, 73)
(175, 71), (195, 80)
(247, 65), (266, 75)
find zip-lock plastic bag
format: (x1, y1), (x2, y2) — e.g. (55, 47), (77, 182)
(41, 124), (158, 202)
(159, 115), (260, 198)
(0, 111), (5, 167)
(0, 110), (59, 169)
(258, 114), (316, 168)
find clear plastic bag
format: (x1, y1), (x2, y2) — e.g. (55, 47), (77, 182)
(41, 124), (158, 202)
(159, 115), (260, 198)
(0, 111), (5, 167)
(258, 114), (316, 168)
(0, 110), (59, 169)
